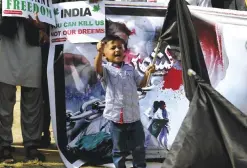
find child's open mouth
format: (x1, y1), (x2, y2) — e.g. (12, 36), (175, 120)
(114, 54), (121, 57)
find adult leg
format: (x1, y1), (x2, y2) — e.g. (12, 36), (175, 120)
(20, 86), (45, 161)
(130, 120), (146, 168)
(110, 121), (130, 168)
(0, 82), (16, 163)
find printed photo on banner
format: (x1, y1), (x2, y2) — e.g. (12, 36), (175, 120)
(1, 0), (55, 25)
(49, 6), (188, 165)
(47, 2), (247, 167)
(51, 1), (105, 44)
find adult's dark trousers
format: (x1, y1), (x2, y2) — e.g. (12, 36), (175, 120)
(0, 82), (43, 148)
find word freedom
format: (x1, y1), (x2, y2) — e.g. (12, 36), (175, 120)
(6, 0), (52, 18)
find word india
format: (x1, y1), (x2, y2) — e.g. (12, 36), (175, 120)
(6, 0), (52, 18)
(60, 8), (92, 18)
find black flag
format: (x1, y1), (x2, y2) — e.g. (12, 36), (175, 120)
(155, 0), (210, 101)
(162, 73), (247, 168)
(159, 0), (247, 167)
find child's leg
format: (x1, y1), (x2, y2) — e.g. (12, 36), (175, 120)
(130, 120), (146, 168)
(110, 121), (130, 168)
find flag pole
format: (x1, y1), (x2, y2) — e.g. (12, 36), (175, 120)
(146, 39), (161, 87)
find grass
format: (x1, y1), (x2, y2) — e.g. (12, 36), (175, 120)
(0, 161), (64, 168)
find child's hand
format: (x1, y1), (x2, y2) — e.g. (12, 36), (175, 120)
(97, 41), (105, 54)
(146, 64), (156, 74)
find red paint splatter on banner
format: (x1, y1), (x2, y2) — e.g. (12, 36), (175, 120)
(193, 17), (224, 86)
(161, 18), (223, 90)
(194, 19), (223, 67)
(163, 67), (183, 90)
(131, 29), (136, 35)
(124, 49), (138, 64)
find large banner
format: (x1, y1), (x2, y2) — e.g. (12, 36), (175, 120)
(47, 2), (247, 167)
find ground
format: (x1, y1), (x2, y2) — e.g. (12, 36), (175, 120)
(0, 87), (65, 168)
(0, 87), (162, 168)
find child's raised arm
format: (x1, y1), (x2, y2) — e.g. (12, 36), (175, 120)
(139, 65), (155, 88)
(94, 41), (105, 76)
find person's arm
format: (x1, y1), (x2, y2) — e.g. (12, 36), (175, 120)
(94, 52), (103, 76)
(28, 13), (49, 44)
(163, 109), (168, 119)
(138, 65), (155, 88)
(70, 65), (86, 93)
(144, 107), (153, 119)
(94, 41), (105, 76)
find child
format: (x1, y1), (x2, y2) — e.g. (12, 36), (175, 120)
(94, 35), (155, 168)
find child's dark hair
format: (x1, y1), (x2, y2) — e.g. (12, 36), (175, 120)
(159, 101), (166, 105)
(153, 101), (160, 112)
(101, 35), (126, 47)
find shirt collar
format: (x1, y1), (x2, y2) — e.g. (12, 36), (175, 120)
(111, 62), (125, 68)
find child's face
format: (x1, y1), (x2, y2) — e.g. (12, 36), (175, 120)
(103, 40), (125, 63)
